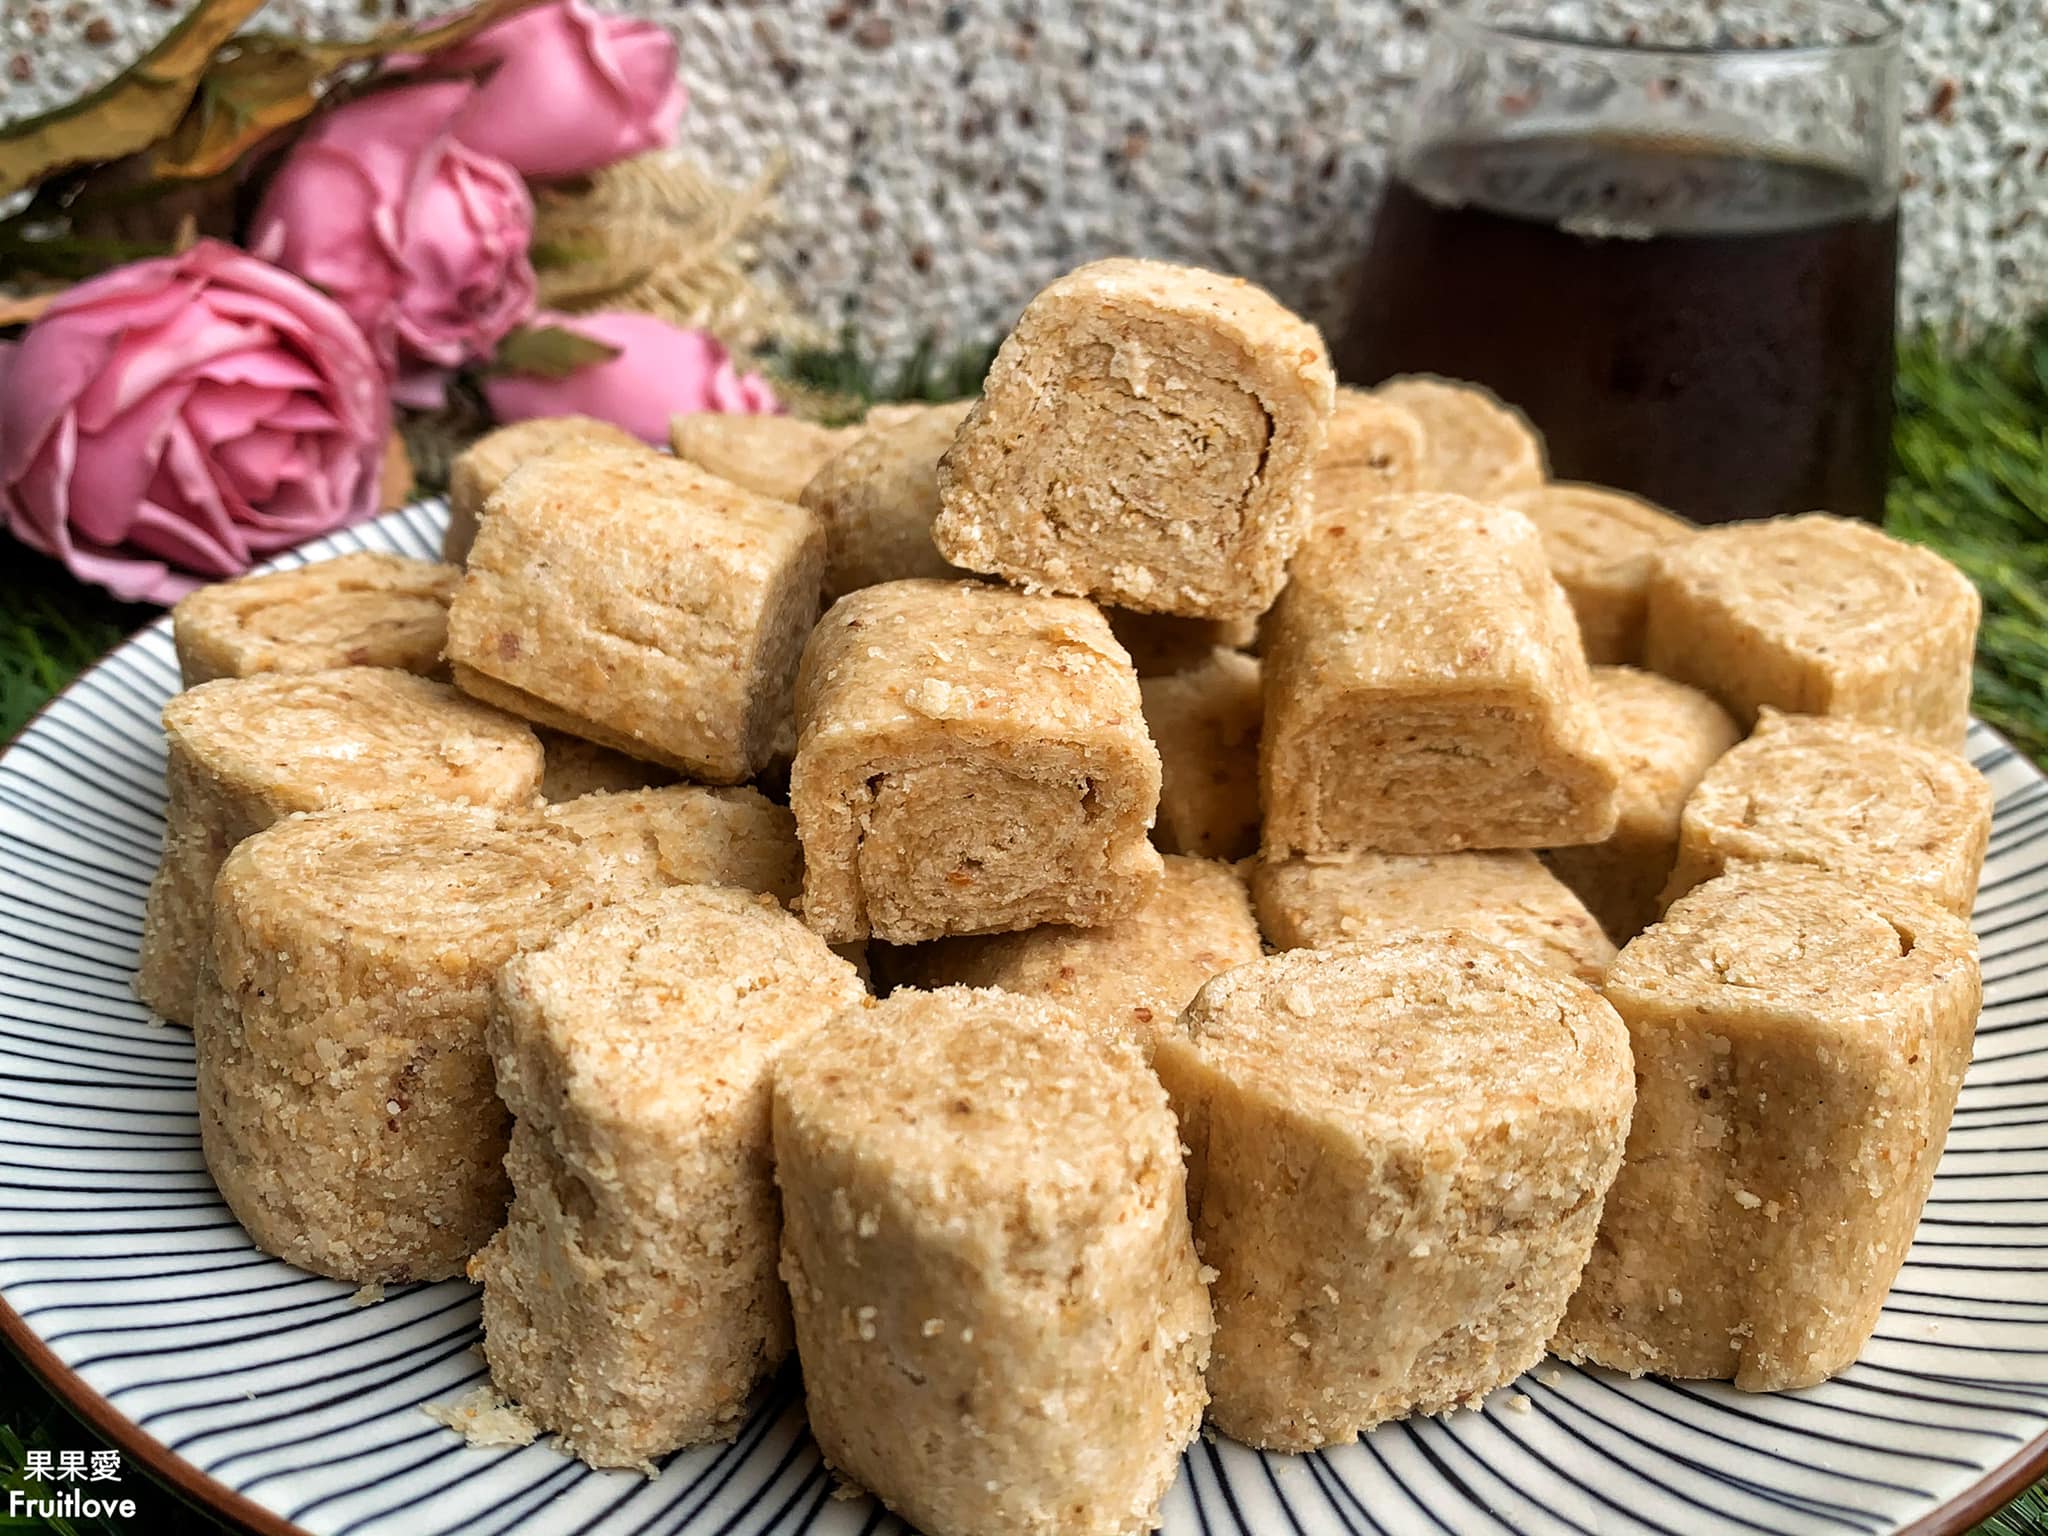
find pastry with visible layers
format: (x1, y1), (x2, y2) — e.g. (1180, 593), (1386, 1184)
(883, 855), (1260, 1054)
(799, 401), (976, 599)
(544, 784), (802, 903)
(773, 986), (1211, 1536)
(1644, 513), (1980, 749)
(1311, 386), (1427, 520)
(195, 805), (614, 1283)
(477, 886), (863, 1466)
(1554, 865), (1980, 1391)
(670, 412), (860, 505)
(1155, 939), (1633, 1449)
(934, 258), (1335, 621)
(443, 415), (640, 562)
(1375, 375), (1545, 500)
(1140, 648), (1262, 860)
(135, 669), (542, 1027)
(790, 579), (1162, 943)
(446, 448), (825, 783)
(1545, 667), (1740, 941)
(1502, 483), (1693, 664)
(1250, 849), (1615, 986)
(1663, 709), (1991, 917)
(534, 728), (675, 803)
(1260, 494), (1619, 856)
(171, 551), (458, 686)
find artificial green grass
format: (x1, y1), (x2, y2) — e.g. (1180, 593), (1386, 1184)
(0, 330), (2043, 1536)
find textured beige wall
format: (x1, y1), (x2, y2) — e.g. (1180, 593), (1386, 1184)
(4, 0), (2042, 364)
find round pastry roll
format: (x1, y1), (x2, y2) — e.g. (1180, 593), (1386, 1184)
(799, 400), (976, 600)
(1501, 483), (1693, 665)
(1311, 385), (1428, 520)
(670, 412), (860, 505)
(476, 886), (865, 1466)
(773, 986), (1211, 1536)
(1644, 513), (1980, 749)
(543, 784), (802, 903)
(1153, 936), (1634, 1450)
(196, 804), (614, 1283)
(1375, 375), (1546, 500)
(443, 414), (641, 563)
(135, 668), (543, 1027)
(1663, 708), (1992, 917)
(171, 551), (459, 686)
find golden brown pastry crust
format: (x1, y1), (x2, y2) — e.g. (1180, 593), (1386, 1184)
(1375, 375), (1546, 499)
(1502, 483), (1693, 665)
(444, 415), (641, 562)
(799, 401), (976, 600)
(669, 412), (860, 505)
(1141, 647), (1262, 860)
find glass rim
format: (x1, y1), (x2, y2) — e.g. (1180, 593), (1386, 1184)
(1440, 1), (1904, 59)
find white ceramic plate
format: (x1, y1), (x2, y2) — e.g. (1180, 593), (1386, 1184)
(1, 503), (2045, 1536)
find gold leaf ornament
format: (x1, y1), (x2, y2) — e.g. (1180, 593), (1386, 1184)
(0, 0), (267, 197)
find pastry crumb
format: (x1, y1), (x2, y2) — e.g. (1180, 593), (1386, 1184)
(423, 1386), (541, 1448)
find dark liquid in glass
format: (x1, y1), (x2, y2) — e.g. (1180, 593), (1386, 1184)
(1336, 133), (1899, 524)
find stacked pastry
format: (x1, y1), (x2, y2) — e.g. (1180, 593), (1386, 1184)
(139, 251), (1991, 1536)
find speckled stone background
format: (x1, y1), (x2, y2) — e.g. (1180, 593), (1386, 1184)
(3, 0), (2043, 364)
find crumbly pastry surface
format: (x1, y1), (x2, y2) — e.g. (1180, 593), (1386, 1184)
(477, 886), (864, 1466)
(799, 401), (977, 600)
(773, 987), (1211, 1536)
(446, 447), (826, 782)
(1140, 648), (1263, 861)
(195, 804), (615, 1283)
(171, 551), (458, 686)
(1554, 864), (1980, 1391)
(1501, 484), (1694, 666)
(135, 668), (543, 1027)
(1374, 376), (1546, 500)
(1250, 849), (1615, 986)
(1545, 667), (1741, 942)
(933, 258), (1335, 620)
(1643, 513), (1981, 750)
(444, 416), (642, 563)
(543, 784), (803, 904)
(1260, 493), (1619, 856)
(1662, 708), (1992, 917)
(1155, 938), (1633, 1449)
(1311, 386), (1427, 521)
(670, 412), (861, 505)
(534, 728), (676, 803)
(790, 579), (1163, 943)
(884, 855), (1260, 1055)
(1103, 607), (1258, 677)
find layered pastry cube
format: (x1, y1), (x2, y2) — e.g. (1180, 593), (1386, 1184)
(543, 784), (802, 903)
(1250, 849), (1615, 987)
(885, 855), (1260, 1055)
(171, 551), (458, 686)
(135, 669), (542, 1027)
(1664, 709), (1991, 917)
(477, 886), (864, 1465)
(1502, 484), (1694, 665)
(1555, 864), (1980, 1391)
(1545, 667), (1741, 941)
(1260, 494), (1619, 856)
(790, 579), (1162, 943)
(773, 987), (1211, 1536)
(799, 400), (976, 599)
(670, 412), (860, 506)
(1140, 647), (1263, 861)
(1310, 386), (1427, 522)
(934, 258), (1335, 621)
(443, 415), (640, 562)
(1644, 513), (1980, 749)
(1155, 939), (1633, 1449)
(196, 805), (613, 1282)
(446, 447), (826, 782)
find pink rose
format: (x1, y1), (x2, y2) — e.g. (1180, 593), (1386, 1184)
(483, 311), (780, 443)
(435, 1), (685, 180)
(249, 80), (535, 406)
(0, 241), (389, 605)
